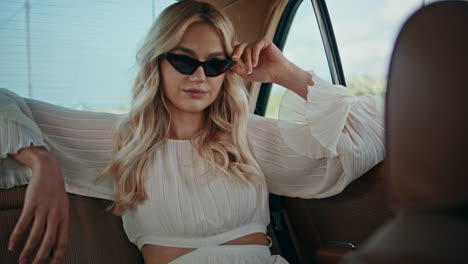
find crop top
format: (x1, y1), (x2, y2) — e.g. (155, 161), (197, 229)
(0, 72), (385, 250)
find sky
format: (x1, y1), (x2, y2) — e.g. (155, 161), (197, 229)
(283, 0), (425, 79)
(0, 0), (440, 112)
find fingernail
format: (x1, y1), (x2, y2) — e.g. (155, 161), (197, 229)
(253, 61), (257, 67)
(8, 242), (14, 251)
(247, 69), (252, 74)
(232, 55), (237, 59)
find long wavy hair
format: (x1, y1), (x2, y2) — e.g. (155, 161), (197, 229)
(99, 0), (262, 215)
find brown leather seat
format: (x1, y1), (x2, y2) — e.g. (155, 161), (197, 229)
(0, 186), (144, 264)
(283, 163), (393, 264)
(342, 1), (468, 263)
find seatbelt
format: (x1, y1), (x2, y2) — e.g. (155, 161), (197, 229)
(269, 193), (300, 263)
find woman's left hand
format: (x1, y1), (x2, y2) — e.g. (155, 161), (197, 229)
(230, 38), (291, 83)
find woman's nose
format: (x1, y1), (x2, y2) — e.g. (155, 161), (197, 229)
(189, 66), (206, 81)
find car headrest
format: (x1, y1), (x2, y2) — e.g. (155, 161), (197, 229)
(385, 1), (468, 210)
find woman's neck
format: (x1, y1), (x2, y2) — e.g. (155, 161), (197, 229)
(169, 111), (205, 140)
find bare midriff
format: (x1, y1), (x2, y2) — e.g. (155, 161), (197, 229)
(141, 232), (269, 264)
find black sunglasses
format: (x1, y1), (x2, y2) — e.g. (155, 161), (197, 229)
(161, 52), (235, 77)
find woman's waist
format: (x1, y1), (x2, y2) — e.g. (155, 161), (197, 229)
(141, 232), (271, 264)
(134, 223), (267, 249)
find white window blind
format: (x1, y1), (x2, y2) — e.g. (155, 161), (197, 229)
(0, 0), (176, 113)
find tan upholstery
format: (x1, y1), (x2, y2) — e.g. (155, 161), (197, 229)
(203, 0), (290, 112)
(204, 0), (288, 42)
(342, 1), (468, 263)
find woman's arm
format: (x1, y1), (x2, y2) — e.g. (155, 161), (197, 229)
(233, 39), (385, 197)
(273, 62), (314, 100)
(9, 145), (69, 264)
(1, 88), (118, 263)
(1, 88), (118, 199)
(247, 88), (384, 198)
(230, 38), (313, 99)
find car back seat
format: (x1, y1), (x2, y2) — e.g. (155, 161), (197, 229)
(0, 186), (144, 263)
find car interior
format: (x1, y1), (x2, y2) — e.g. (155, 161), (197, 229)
(0, 0), (466, 263)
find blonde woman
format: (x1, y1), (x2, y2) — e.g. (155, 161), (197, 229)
(0, 1), (385, 263)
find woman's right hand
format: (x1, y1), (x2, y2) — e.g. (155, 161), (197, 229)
(8, 146), (69, 264)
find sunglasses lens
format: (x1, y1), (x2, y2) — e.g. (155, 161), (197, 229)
(164, 53), (234, 77)
(166, 54), (198, 74)
(204, 59), (234, 77)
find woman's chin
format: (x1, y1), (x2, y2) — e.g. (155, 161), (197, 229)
(174, 104), (210, 115)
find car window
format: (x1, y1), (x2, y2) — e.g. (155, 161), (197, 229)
(326, 0), (425, 96)
(0, 0), (176, 113)
(264, 0), (445, 118)
(264, 0), (331, 119)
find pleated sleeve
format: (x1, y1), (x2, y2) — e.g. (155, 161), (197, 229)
(248, 71), (385, 198)
(0, 88), (121, 200)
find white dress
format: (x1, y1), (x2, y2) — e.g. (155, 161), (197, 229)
(0, 72), (385, 263)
